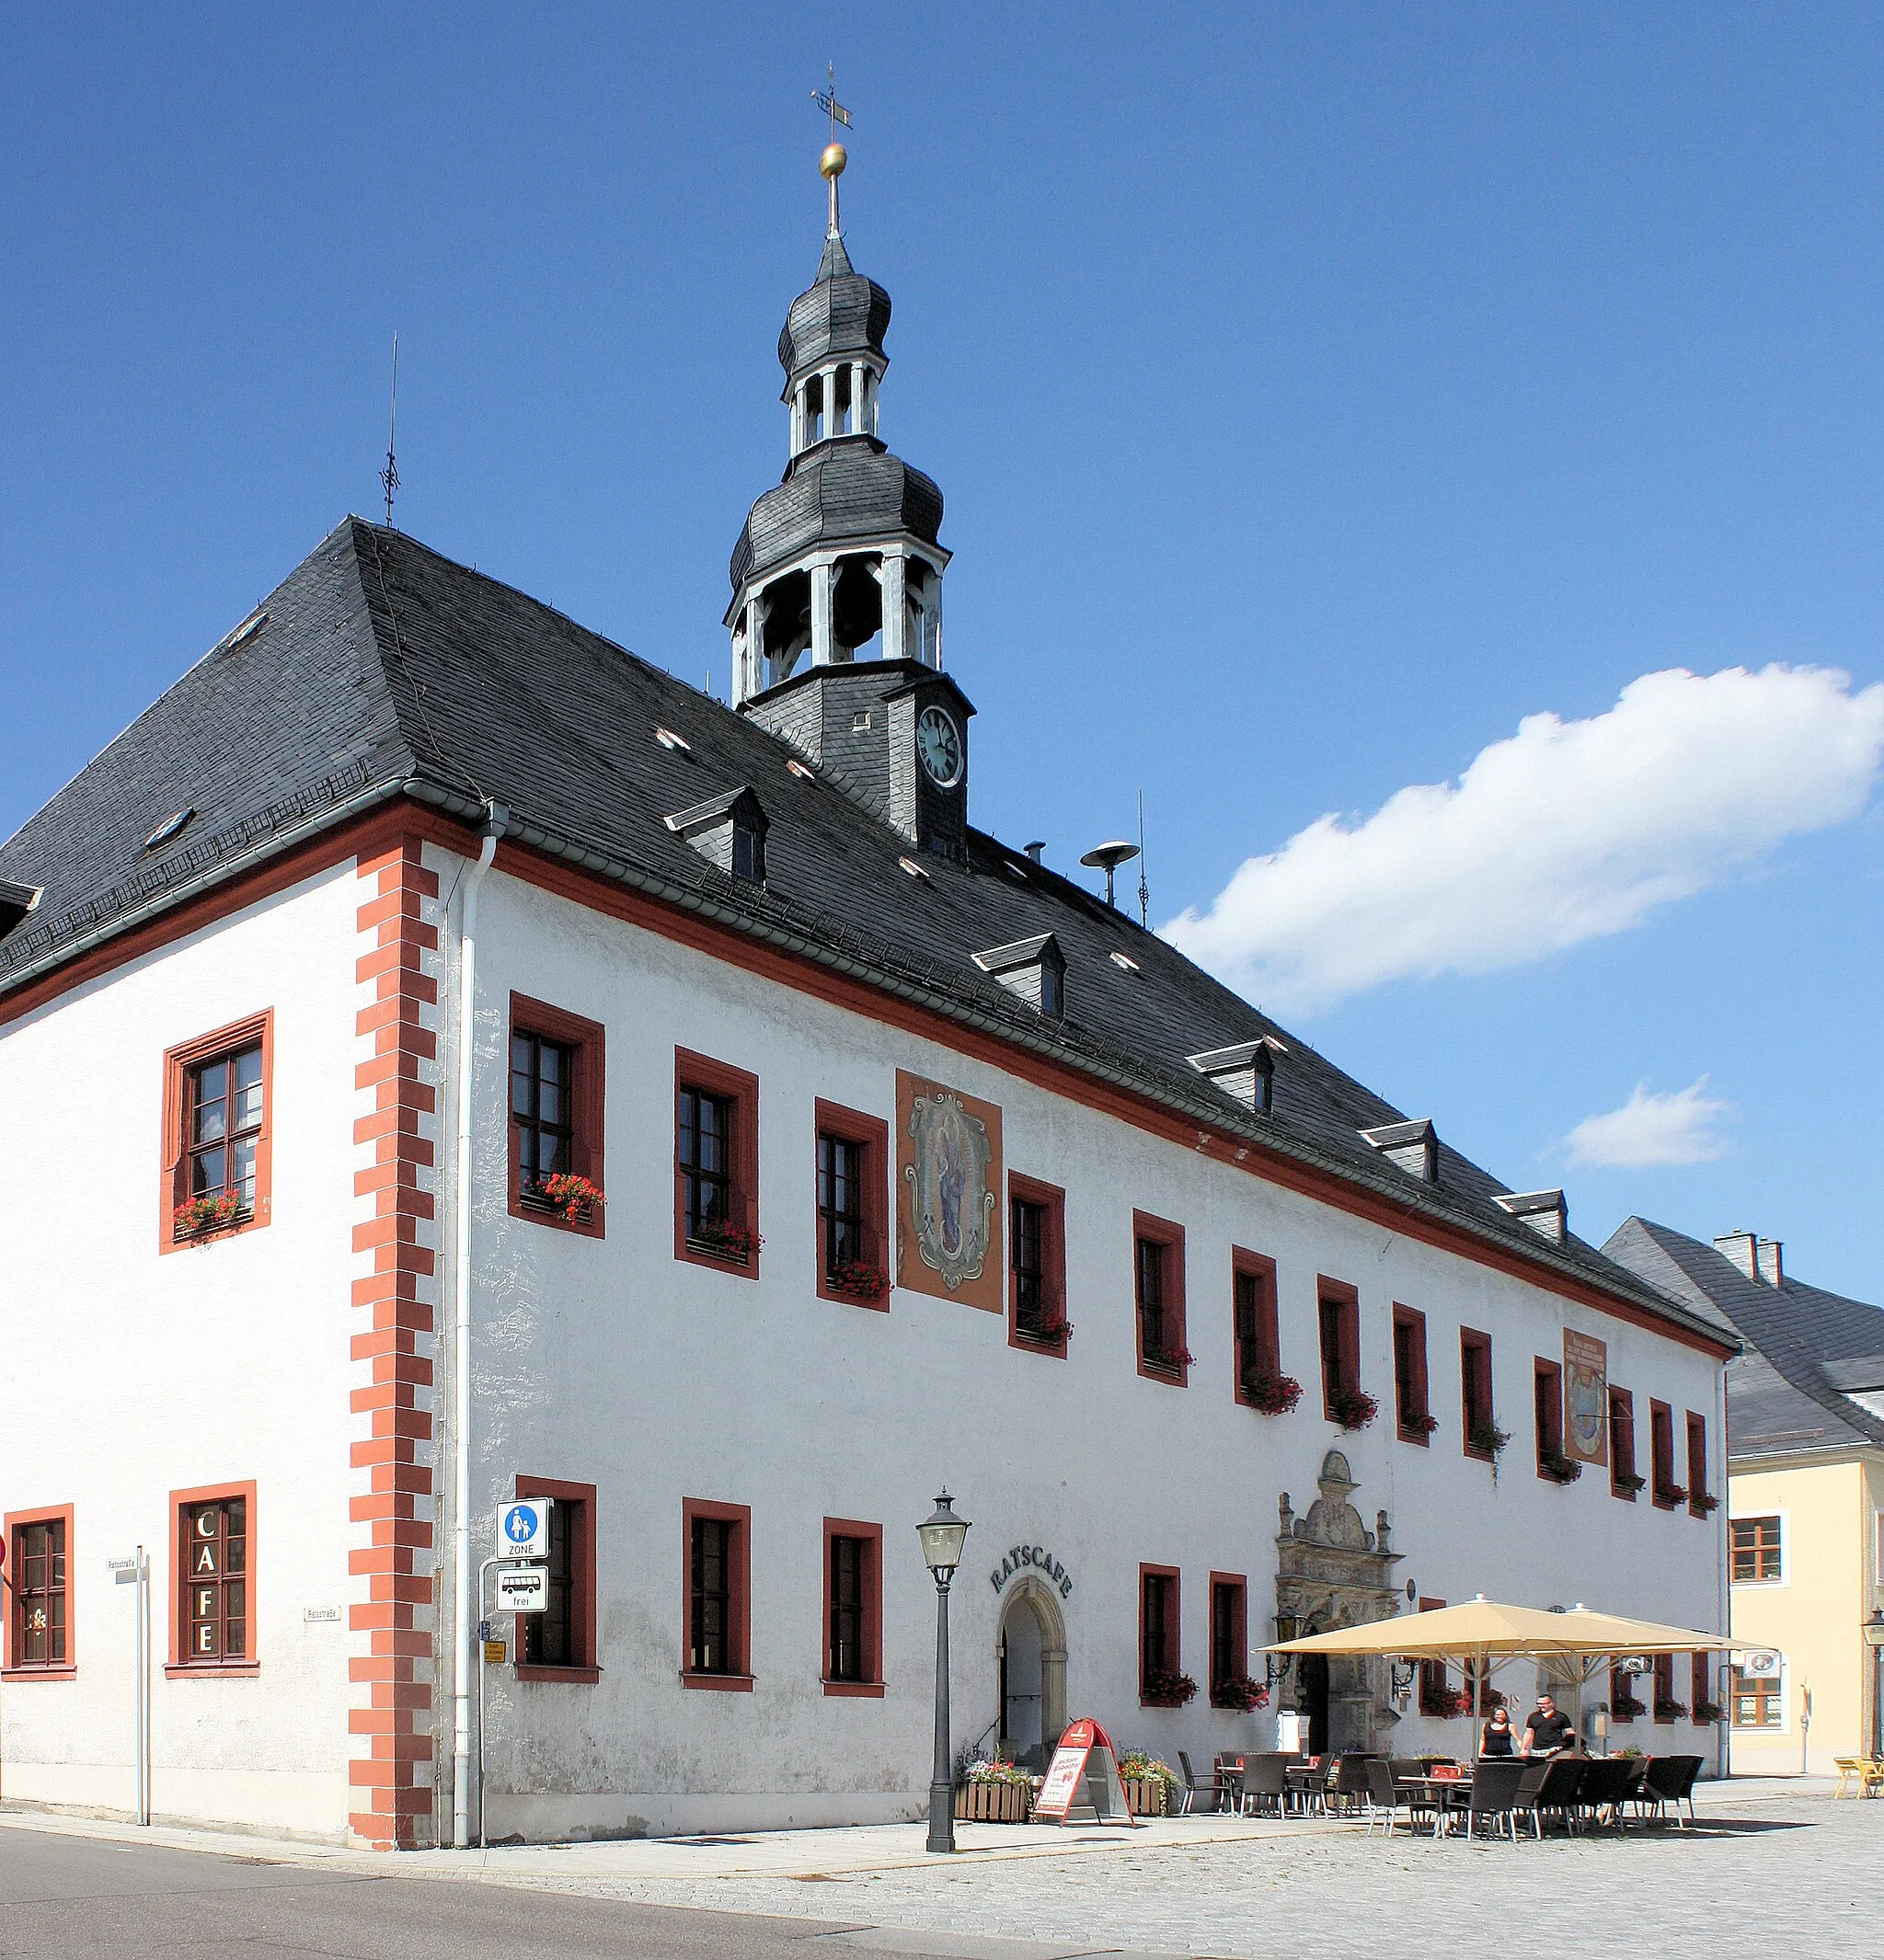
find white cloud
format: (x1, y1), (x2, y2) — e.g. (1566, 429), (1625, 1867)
(1163, 664), (1884, 1014)
(1564, 1078), (1735, 1168)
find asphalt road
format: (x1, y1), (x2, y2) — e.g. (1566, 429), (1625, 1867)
(0, 1826), (1037, 1960)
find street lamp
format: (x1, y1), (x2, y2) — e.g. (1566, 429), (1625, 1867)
(1862, 1609), (1884, 1760)
(918, 1490), (970, 1853)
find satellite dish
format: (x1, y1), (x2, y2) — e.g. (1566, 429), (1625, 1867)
(1079, 840), (1140, 909)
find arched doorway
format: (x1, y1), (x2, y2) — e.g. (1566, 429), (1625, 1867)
(996, 1579), (1067, 1771)
(1298, 1653), (1331, 1756)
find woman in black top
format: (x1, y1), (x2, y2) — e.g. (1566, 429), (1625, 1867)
(1479, 1706), (1516, 1758)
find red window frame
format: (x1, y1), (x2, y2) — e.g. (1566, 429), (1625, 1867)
(821, 1517), (884, 1696)
(1609, 1662), (1637, 1723)
(1232, 1248), (1281, 1406)
(167, 1481), (258, 1678)
(1650, 1400), (1678, 1507)
(674, 1049), (761, 1278)
(1392, 1305), (1431, 1443)
(513, 1474), (598, 1682)
(1534, 1357), (1565, 1475)
(159, 1011), (274, 1254)
(681, 1497), (752, 1690)
(507, 993), (606, 1239)
(1418, 1596), (1451, 1714)
(1008, 1173), (1069, 1356)
(1685, 1410), (1711, 1516)
(1690, 1651), (1712, 1717)
(1652, 1651), (1676, 1718)
(1461, 1327), (1496, 1458)
(4, 1504), (75, 1679)
(1609, 1386), (1638, 1499)
(1316, 1277), (1361, 1419)
(1138, 1563), (1182, 1703)
(1208, 1571), (1247, 1705)
(1132, 1211), (1189, 1385)
(813, 1100), (890, 1309)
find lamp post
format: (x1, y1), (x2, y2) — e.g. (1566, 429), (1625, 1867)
(1862, 1610), (1884, 1761)
(918, 1490), (970, 1853)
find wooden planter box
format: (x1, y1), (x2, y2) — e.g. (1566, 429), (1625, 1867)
(1122, 1776), (1166, 1817)
(955, 1780), (1032, 1823)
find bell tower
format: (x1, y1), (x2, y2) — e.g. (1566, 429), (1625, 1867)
(729, 123), (972, 863)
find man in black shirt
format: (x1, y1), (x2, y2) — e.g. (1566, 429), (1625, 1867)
(1522, 1691), (1577, 1756)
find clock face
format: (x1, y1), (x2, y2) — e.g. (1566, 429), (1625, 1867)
(915, 705), (963, 787)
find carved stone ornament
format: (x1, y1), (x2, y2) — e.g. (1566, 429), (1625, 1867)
(1274, 1450), (1405, 1754)
(902, 1087), (996, 1290)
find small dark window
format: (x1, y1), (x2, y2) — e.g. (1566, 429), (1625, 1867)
(1534, 1358), (1565, 1470)
(1610, 1387), (1637, 1497)
(12, 1518), (67, 1667)
(679, 1086), (735, 1244)
(188, 1043), (264, 1213)
(1013, 1197), (1047, 1332)
(1461, 1329), (1495, 1451)
(1233, 1255), (1282, 1402)
(1039, 963), (1063, 1018)
(1137, 1237), (1167, 1358)
(511, 1033), (573, 1197)
(182, 1496), (247, 1663)
(1393, 1308), (1430, 1438)
(730, 823), (763, 882)
(689, 1516), (732, 1674)
(1141, 1570), (1175, 1684)
(1686, 1411), (1711, 1514)
(1651, 1401), (1678, 1504)
(829, 1534), (867, 1683)
(1209, 1576), (1246, 1698)
(523, 1499), (578, 1668)
(1317, 1287), (1360, 1413)
(818, 1132), (865, 1278)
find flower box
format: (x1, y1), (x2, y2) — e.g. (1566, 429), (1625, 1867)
(828, 1260), (889, 1302)
(1327, 1386), (1378, 1432)
(1467, 1419), (1511, 1461)
(688, 1219), (763, 1264)
(1690, 1490), (1720, 1515)
(172, 1192), (246, 1241)
(1018, 1309), (1073, 1346)
(1143, 1345), (1194, 1375)
(1211, 1674), (1270, 1712)
(1121, 1776), (1166, 1817)
(1610, 1695), (1645, 1722)
(525, 1173), (604, 1224)
(1241, 1370), (1304, 1416)
(1654, 1484), (1688, 1508)
(1652, 1698), (1688, 1724)
(1612, 1471), (1648, 1495)
(1692, 1701), (1723, 1724)
(955, 1778), (1032, 1823)
(1141, 1668), (1197, 1707)
(1403, 1412), (1441, 1438)
(1538, 1450), (1583, 1484)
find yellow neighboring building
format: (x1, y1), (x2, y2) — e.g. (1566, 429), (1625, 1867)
(1605, 1221), (1884, 1776)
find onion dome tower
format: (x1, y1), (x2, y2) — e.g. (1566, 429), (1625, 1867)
(726, 139), (950, 706)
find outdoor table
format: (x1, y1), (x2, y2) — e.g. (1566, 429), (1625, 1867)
(1395, 1773), (1472, 1837)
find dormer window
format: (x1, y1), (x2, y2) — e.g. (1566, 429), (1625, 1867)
(664, 787), (768, 885)
(972, 933), (1066, 1020)
(1494, 1189), (1568, 1244)
(0, 879), (41, 940)
(1361, 1118), (1439, 1186)
(1188, 1038), (1283, 1117)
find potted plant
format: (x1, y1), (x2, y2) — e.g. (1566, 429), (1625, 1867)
(1115, 1750), (1178, 1816)
(1467, 1416), (1510, 1461)
(173, 1191), (243, 1241)
(954, 1757), (1033, 1823)
(1241, 1370), (1304, 1415)
(1691, 1490), (1720, 1515)
(1653, 1697), (1688, 1725)
(828, 1259), (889, 1302)
(1654, 1483), (1688, 1508)
(692, 1216), (763, 1264)
(1327, 1385), (1378, 1432)
(1143, 1343), (1195, 1375)
(1141, 1668), (1197, 1708)
(1405, 1411), (1441, 1438)
(1610, 1693), (1646, 1722)
(1612, 1470), (1648, 1496)
(1538, 1449), (1583, 1484)
(533, 1172), (604, 1223)
(1211, 1674), (1270, 1712)
(1420, 1684), (1468, 1719)
(1692, 1700), (1723, 1724)
(1019, 1306), (1073, 1346)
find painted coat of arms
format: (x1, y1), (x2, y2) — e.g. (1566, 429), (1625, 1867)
(902, 1086), (997, 1291)
(1563, 1329), (1609, 1465)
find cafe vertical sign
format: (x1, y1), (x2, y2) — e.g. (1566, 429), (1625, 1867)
(1563, 1330), (1609, 1467)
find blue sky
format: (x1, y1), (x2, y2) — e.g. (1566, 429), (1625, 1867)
(5, 6), (1880, 1293)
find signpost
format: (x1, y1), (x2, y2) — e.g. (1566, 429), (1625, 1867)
(1031, 1717), (1137, 1826)
(475, 1495), (552, 1850)
(109, 1551), (152, 1826)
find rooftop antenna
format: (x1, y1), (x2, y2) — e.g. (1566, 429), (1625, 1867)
(379, 332), (400, 529)
(1136, 791), (1150, 927)
(1080, 839), (1141, 911)
(812, 62), (852, 235)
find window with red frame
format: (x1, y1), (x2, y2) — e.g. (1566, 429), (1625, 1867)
(1233, 1251), (1283, 1405)
(682, 1498), (751, 1687)
(823, 1519), (882, 1692)
(1691, 1652), (1714, 1717)
(1652, 1651), (1677, 1718)
(1461, 1329), (1496, 1456)
(9, 1514), (68, 1668)
(1139, 1565), (1182, 1702)
(1650, 1401), (1679, 1505)
(180, 1496), (247, 1664)
(1133, 1213), (1187, 1381)
(1686, 1411), (1712, 1515)
(163, 1013), (272, 1248)
(1417, 1596), (1451, 1714)
(675, 1051), (759, 1273)
(814, 1102), (890, 1305)
(1610, 1386), (1639, 1498)
(1534, 1357), (1567, 1474)
(1209, 1574), (1247, 1703)
(1393, 1306), (1431, 1440)
(508, 995), (605, 1234)
(516, 1477), (596, 1679)
(1009, 1176), (1067, 1350)
(1317, 1281), (1361, 1417)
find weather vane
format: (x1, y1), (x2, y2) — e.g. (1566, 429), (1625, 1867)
(811, 62), (852, 235)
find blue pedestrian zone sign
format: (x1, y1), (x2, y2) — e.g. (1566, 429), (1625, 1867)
(500, 1500), (549, 1561)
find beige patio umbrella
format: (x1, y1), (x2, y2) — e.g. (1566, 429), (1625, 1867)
(1262, 1597), (1733, 1743)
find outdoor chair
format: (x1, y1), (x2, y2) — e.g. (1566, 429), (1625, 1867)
(1530, 1756), (1589, 1833)
(1327, 1753), (1374, 1814)
(1175, 1751), (1221, 1815)
(1572, 1756), (1637, 1830)
(1635, 1754), (1703, 1828)
(1464, 1758), (1527, 1840)
(1240, 1753), (1290, 1818)
(1508, 1763), (1549, 1840)
(1363, 1758), (1415, 1836)
(1388, 1758), (1426, 1784)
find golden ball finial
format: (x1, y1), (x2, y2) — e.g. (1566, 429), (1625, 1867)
(821, 142), (848, 180)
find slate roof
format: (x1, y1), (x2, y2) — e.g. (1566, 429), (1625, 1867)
(0, 517), (1726, 1348)
(778, 234), (891, 390)
(1603, 1219), (1884, 1460)
(729, 436), (945, 593)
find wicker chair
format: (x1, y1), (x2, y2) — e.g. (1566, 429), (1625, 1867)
(1464, 1758), (1527, 1840)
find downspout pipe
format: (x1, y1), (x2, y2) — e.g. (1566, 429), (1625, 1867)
(451, 805), (504, 1849)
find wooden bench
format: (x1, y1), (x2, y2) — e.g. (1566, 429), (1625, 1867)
(1832, 1756), (1884, 1798)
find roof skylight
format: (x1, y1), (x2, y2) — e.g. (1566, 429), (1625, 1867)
(655, 727), (692, 751)
(143, 808), (196, 854)
(787, 757), (816, 781)
(224, 608), (268, 650)
(1109, 950), (1140, 972)
(898, 855), (932, 882)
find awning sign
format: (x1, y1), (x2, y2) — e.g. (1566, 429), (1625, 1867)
(1030, 1716), (1137, 1827)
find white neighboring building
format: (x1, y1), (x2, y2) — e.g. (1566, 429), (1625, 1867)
(0, 162), (1734, 1849)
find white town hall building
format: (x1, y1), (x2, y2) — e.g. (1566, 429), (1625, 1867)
(0, 151), (1733, 1849)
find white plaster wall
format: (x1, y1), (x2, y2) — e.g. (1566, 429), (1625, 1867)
(461, 865), (1729, 1839)
(0, 867), (362, 1840)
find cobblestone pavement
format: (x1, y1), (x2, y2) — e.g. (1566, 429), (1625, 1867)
(495, 1785), (1880, 1960)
